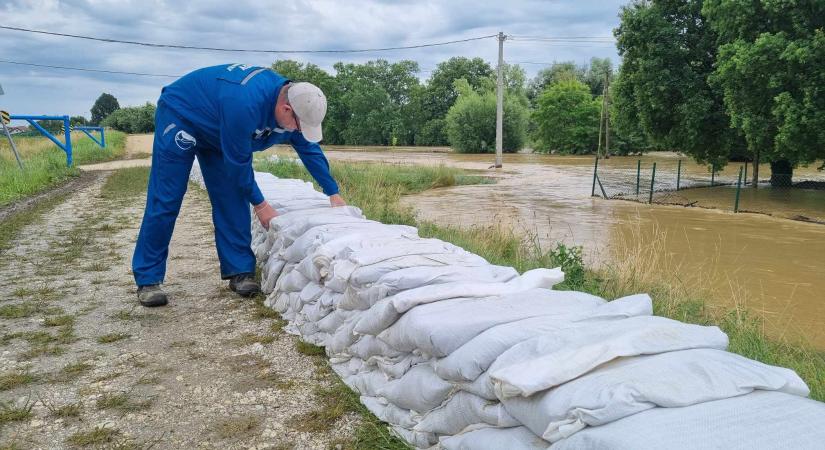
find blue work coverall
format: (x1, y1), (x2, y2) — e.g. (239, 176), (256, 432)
(132, 64), (339, 287)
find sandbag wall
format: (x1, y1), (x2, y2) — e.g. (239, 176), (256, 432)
(190, 162), (824, 449)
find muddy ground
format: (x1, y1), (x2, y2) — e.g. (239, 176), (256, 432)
(1, 156), (357, 448)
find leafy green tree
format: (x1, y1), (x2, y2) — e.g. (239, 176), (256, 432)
(445, 79), (527, 153)
(527, 62), (585, 105)
(90, 93), (120, 125)
(614, 0), (741, 169)
(532, 79), (601, 154)
(102, 103), (155, 133)
(69, 116), (88, 127)
(420, 57), (494, 145)
(272, 60), (344, 144)
(703, 0), (825, 185)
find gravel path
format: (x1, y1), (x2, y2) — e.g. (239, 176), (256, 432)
(0, 169), (357, 449)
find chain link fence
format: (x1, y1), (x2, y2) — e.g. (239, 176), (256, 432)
(591, 156), (825, 224)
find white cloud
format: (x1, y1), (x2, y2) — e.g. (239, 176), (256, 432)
(0, 0), (627, 119)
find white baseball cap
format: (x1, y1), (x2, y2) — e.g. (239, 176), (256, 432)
(287, 82), (327, 143)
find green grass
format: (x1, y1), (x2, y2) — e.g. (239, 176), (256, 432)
(65, 426), (122, 447)
(100, 166), (150, 201)
(258, 158), (825, 404)
(0, 369), (38, 391)
(0, 131), (126, 207)
(0, 400), (33, 427)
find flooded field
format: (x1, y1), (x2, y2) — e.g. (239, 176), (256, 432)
(264, 147), (825, 347)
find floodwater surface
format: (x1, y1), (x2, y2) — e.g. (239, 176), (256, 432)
(266, 147), (825, 347)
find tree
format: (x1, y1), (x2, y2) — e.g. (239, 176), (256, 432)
(445, 79), (528, 153)
(532, 79), (601, 154)
(102, 103), (155, 133)
(272, 60), (344, 144)
(70, 116), (88, 127)
(90, 93), (120, 125)
(419, 57), (494, 145)
(613, 0), (742, 170)
(527, 62), (585, 105)
(703, 0), (825, 186)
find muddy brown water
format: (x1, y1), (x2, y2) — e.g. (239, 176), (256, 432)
(263, 147), (825, 348)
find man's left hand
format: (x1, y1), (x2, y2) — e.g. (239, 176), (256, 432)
(329, 194), (347, 207)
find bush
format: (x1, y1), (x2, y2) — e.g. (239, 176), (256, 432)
(532, 79), (601, 154)
(445, 80), (528, 153)
(102, 103), (156, 134)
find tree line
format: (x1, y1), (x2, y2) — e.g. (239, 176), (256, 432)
(92, 57), (631, 155)
(614, 0), (825, 185)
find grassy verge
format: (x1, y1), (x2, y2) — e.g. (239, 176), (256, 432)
(256, 158), (825, 406)
(0, 131), (126, 206)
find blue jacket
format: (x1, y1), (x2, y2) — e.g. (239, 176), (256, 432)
(159, 64), (339, 205)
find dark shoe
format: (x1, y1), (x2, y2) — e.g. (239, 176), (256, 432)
(137, 284), (168, 307)
(229, 273), (261, 297)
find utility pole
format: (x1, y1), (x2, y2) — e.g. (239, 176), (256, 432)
(604, 71), (610, 159)
(494, 31), (505, 168)
(752, 149), (760, 187)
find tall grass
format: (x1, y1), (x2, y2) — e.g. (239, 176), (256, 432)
(256, 158), (825, 402)
(0, 131), (126, 206)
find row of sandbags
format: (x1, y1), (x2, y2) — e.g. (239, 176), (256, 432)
(189, 162), (825, 449)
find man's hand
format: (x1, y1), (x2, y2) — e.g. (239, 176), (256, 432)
(253, 201), (278, 229)
(329, 194), (347, 207)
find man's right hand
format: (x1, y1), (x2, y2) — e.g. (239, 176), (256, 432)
(253, 201), (278, 229)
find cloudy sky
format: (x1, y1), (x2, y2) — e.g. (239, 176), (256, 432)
(0, 0), (627, 120)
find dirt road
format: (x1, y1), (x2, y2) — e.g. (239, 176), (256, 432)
(0, 169), (357, 449)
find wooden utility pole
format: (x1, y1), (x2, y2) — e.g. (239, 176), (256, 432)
(494, 31), (505, 168)
(752, 149), (760, 187)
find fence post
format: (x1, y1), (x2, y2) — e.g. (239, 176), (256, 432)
(649, 162), (657, 204)
(591, 156), (599, 197)
(62, 115), (73, 166)
(743, 161), (748, 182)
(635, 159), (641, 196)
(101, 127), (106, 148)
(1, 120), (24, 169)
(711, 167), (715, 187)
(734, 165), (743, 213)
(676, 159), (682, 191)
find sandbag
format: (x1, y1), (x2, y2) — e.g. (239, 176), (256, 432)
(439, 426), (549, 450)
(551, 391), (825, 450)
(379, 289), (606, 358)
(436, 294), (653, 382)
(414, 391), (519, 436)
(502, 348), (809, 442)
(376, 363), (454, 413)
(489, 315), (729, 398)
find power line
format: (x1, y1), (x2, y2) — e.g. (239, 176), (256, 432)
(0, 59), (181, 77)
(508, 35), (615, 42)
(0, 25), (497, 54)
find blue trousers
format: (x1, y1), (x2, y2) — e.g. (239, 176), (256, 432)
(132, 103), (256, 287)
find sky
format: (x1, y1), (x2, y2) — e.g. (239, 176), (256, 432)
(0, 0), (627, 120)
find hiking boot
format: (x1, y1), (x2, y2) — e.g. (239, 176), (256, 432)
(137, 284), (168, 307)
(229, 273), (260, 297)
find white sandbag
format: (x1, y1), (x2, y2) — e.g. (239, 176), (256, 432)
(338, 252), (492, 291)
(275, 266), (309, 293)
(414, 391), (519, 436)
(354, 269), (565, 337)
(391, 426), (437, 448)
(436, 294), (652, 382)
(439, 426), (549, 450)
(285, 223), (417, 263)
(371, 353), (431, 379)
(489, 315), (729, 398)
(361, 396), (418, 429)
(341, 264), (519, 311)
(317, 309), (357, 334)
(377, 363), (454, 413)
(349, 335), (403, 360)
(551, 391), (825, 450)
(502, 348), (809, 443)
(379, 288), (605, 358)
(344, 369), (392, 397)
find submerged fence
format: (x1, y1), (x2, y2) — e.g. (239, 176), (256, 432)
(591, 156), (825, 223)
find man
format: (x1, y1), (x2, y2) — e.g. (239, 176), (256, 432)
(132, 64), (345, 307)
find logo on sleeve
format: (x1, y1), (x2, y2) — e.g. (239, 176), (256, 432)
(175, 130), (197, 150)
